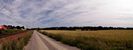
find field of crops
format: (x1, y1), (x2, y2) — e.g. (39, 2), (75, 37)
(40, 30), (133, 50)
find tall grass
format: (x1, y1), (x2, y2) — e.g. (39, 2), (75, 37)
(0, 29), (26, 38)
(40, 30), (133, 50)
(0, 31), (33, 50)
(0, 29), (24, 34)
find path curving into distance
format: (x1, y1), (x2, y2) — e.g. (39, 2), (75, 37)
(24, 31), (80, 50)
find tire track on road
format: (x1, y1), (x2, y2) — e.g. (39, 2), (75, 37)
(24, 30), (80, 50)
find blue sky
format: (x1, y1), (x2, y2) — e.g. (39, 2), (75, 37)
(0, 0), (133, 28)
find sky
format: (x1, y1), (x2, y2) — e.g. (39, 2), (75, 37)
(0, 0), (133, 28)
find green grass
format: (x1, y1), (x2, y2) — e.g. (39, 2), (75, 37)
(0, 29), (24, 34)
(40, 30), (133, 50)
(0, 29), (25, 38)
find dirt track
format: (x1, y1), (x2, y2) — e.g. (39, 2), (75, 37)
(24, 31), (80, 50)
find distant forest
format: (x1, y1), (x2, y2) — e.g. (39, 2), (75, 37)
(29, 26), (133, 30)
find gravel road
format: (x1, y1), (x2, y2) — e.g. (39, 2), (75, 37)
(24, 31), (80, 50)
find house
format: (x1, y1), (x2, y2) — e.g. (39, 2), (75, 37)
(0, 25), (7, 30)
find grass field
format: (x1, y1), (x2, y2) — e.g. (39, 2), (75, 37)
(40, 30), (133, 50)
(0, 30), (33, 50)
(0, 29), (25, 38)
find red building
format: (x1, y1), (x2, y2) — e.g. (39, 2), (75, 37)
(0, 25), (7, 30)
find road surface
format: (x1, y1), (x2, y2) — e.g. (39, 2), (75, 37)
(24, 31), (80, 50)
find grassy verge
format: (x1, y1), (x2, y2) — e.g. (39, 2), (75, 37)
(0, 29), (24, 34)
(0, 29), (25, 38)
(40, 30), (133, 50)
(0, 30), (33, 50)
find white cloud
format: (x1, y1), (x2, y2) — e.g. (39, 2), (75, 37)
(0, 0), (133, 28)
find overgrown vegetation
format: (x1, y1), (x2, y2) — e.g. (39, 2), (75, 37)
(0, 29), (25, 38)
(0, 30), (33, 50)
(0, 29), (24, 34)
(40, 30), (133, 50)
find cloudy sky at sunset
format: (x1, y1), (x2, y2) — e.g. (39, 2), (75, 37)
(0, 0), (133, 28)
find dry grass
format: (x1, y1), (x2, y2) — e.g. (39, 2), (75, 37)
(40, 30), (133, 50)
(0, 30), (33, 50)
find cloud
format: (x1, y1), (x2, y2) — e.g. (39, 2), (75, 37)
(0, 0), (133, 28)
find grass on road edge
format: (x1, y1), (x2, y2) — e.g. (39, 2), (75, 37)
(0, 30), (33, 50)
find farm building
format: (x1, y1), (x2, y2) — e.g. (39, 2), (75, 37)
(0, 25), (7, 30)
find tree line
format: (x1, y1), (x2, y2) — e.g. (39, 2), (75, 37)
(29, 26), (133, 31)
(2, 25), (25, 30)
